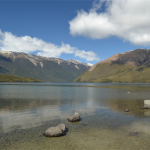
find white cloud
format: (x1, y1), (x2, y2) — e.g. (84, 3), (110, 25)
(69, 0), (150, 46)
(0, 30), (99, 61)
(75, 49), (98, 61)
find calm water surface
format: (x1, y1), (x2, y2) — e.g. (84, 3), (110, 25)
(0, 83), (150, 149)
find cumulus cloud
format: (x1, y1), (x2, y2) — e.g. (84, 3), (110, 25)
(69, 0), (150, 46)
(75, 50), (98, 61)
(0, 30), (99, 61)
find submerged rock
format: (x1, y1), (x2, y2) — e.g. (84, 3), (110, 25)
(80, 124), (88, 126)
(67, 112), (80, 122)
(129, 132), (139, 136)
(44, 124), (66, 137)
(144, 100), (150, 109)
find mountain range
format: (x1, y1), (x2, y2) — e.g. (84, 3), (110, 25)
(0, 51), (92, 82)
(74, 49), (150, 83)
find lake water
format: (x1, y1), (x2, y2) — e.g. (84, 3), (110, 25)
(1, 83), (150, 149)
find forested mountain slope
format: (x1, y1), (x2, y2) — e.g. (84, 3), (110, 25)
(0, 51), (91, 82)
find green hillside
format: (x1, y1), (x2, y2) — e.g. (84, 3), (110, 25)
(74, 63), (133, 83)
(74, 49), (150, 83)
(74, 63), (150, 83)
(0, 75), (43, 82)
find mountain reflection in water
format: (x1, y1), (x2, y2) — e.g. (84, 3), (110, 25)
(1, 83), (150, 149)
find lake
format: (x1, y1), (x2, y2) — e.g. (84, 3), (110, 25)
(0, 83), (150, 149)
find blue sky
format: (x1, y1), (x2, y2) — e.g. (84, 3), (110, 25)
(0, 0), (150, 64)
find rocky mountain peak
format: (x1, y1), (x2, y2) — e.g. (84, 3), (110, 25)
(0, 51), (92, 69)
(0, 50), (92, 82)
(89, 49), (150, 72)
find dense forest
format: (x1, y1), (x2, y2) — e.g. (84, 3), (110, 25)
(0, 75), (43, 82)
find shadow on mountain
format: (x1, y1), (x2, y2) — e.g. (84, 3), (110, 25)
(0, 66), (9, 73)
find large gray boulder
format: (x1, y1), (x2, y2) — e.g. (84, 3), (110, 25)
(144, 100), (150, 108)
(44, 124), (66, 137)
(57, 124), (66, 132)
(67, 112), (80, 122)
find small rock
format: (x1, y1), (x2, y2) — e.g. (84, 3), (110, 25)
(144, 100), (150, 109)
(44, 124), (66, 137)
(127, 92), (130, 93)
(124, 109), (129, 112)
(67, 112), (80, 122)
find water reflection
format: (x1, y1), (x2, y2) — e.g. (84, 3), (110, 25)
(0, 106), (64, 133)
(128, 121), (150, 135)
(1, 83), (150, 132)
(1, 83), (150, 149)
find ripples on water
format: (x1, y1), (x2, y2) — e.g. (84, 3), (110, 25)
(1, 83), (150, 149)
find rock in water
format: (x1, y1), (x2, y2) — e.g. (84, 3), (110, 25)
(57, 124), (66, 132)
(44, 124), (66, 137)
(144, 100), (150, 109)
(67, 112), (80, 122)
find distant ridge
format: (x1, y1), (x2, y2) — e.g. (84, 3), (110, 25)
(74, 49), (150, 83)
(0, 51), (91, 82)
